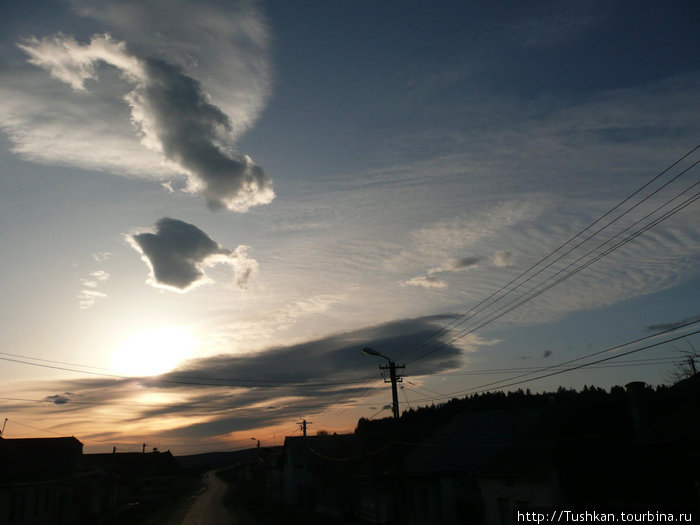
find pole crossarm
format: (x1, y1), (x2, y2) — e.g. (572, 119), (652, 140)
(379, 362), (405, 418)
(379, 364), (404, 383)
(362, 347), (406, 419)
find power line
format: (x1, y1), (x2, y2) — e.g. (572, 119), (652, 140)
(397, 146), (699, 363)
(3, 418), (65, 437)
(406, 173), (699, 365)
(305, 155), (700, 426)
(406, 327), (700, 404)
(0, 354), (373, 388)
(407, 170), (699, 365)
(430, 320), (700, 396)
(415, 356), (685, 377)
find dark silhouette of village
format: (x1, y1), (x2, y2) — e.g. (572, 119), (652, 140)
(1, 375), (698, 524)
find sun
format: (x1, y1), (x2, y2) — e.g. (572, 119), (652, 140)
(111, 326), (195, 377)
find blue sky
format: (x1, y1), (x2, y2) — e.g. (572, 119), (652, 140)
(0, 0), (698, 453)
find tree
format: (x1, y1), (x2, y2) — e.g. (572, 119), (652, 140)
(668, 341), (698, 384)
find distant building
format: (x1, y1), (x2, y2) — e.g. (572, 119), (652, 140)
(0, 436), (193, 524)
(0, 436), (93, 524)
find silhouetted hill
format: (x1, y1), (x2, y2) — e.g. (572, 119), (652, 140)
(177, 446), (282, 474)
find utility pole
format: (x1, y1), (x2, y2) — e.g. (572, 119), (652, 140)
(380, 361), (405, 419)
(296, 419), (312, 437)
(1, 418), (7, 438)
(362, 347), (405, 419)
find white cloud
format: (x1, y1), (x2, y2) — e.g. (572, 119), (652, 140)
(0, 1), (274, 211)
(209, 295), (344, 353)
(78, 289), (107, 309)
(403, 275), (447, 289)
(92, 252), (113, 262)
(386, 200), (546, 278)
(68, 0), (272, 135)
(493, 250), (516, 267)
(78, 270), (110, 308)
(91, 270), (110, 281)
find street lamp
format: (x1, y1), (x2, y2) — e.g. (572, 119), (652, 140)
(362, 347), (389, 360)
(361, 347), (404, 419)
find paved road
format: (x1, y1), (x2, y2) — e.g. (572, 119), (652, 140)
(180, 470), (236, 525)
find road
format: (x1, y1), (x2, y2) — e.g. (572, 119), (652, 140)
(180, 470), (236, 525)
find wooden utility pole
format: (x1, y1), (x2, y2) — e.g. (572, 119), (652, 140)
(362, 347), (405, 419)
(380, 361), (405, 418)
(296, 419), (312, 437)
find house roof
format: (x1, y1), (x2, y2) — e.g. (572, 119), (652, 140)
(84, 450), (184, 477)
(0, 436), (84, 482)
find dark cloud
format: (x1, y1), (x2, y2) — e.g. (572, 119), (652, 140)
(646, 314), (700, 333)
(408, 256), (482, 289)
(164, 315), (463, 388)
(18, 34), (274, 211)
(39, 315), (468, 438)
(454, 256), (481, 268)
(128, 217), (257, 291)
(134, 58), (274, 211)
(45, 394), (70, 405)
(428, 256), (481, 275)
(543, 350), (552, 358)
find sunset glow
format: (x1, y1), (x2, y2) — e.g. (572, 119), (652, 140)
(110, 326), (196, 377)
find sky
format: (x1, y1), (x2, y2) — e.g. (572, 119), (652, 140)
(0, 0), (698, 454)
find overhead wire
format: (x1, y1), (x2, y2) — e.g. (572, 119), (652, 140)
(403, 326), (700, 404)
(406, 167), (700, 365)
(395, 146), (699, 363)
(420, 319), (700, 397)
(419, 356), (686, 376)
(292, 153), (700, 425)
(4, 147), (698, 438)
(3, 418), (65, 437)
(0, 353), (373, 388)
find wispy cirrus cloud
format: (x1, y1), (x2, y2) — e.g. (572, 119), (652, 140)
(403, 275), (447, 289)
(81, 270), (110, 289)
(127, 217), (257, 292)
(0, 1), (273, 211)
(77, 269), (111, 309)
(77, 289), (107, 310)
(16, 33), (273, 211)
(91, 252), (113, 262)
(493, 250), (516, 268)
(512, 2), (607, 50)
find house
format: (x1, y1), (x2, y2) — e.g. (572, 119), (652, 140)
(83, 449), (189, 508)
(0, 436), (107, 525)
(0, 436), (196, 524)
(399, 408), (545, 525)
(283, 434), (364, 519)
(280, 409), (545, 524)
